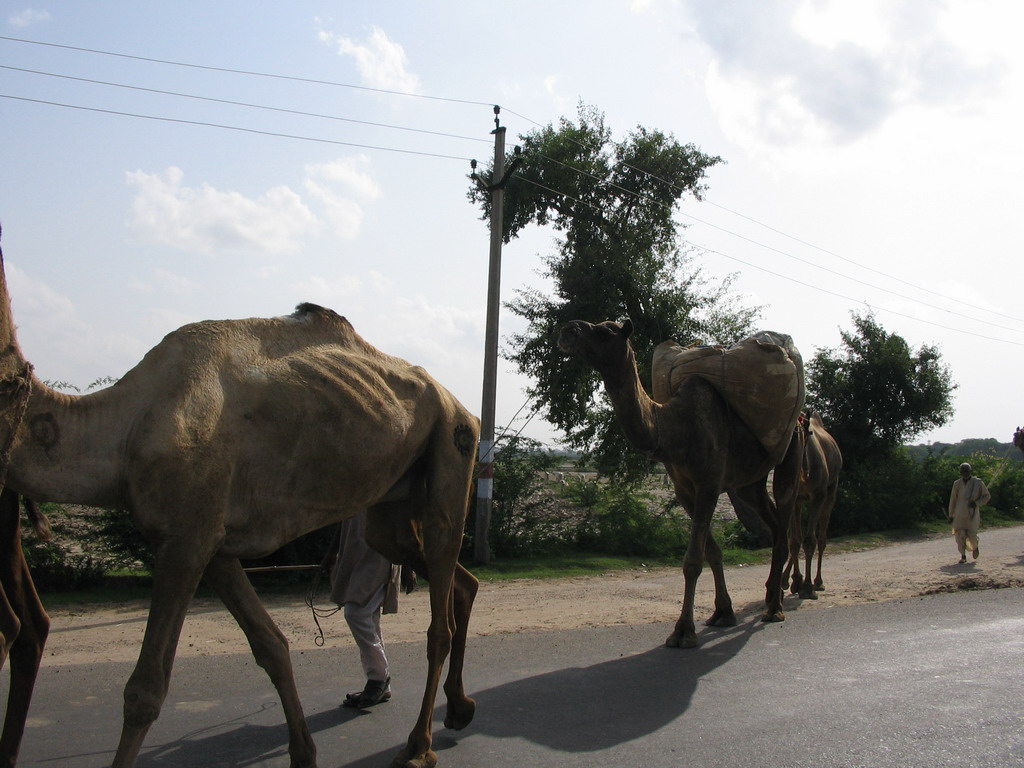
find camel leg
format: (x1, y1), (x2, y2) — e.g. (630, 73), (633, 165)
(799, 502), (819, 599)
(0, 554), (49, 768)
(762, 434), (802, 622)
(113, 542), (211, 768)
(391, 556), (456, 768)
(666, 488), (718, 649)
(442, 563), (478, 731)
(784, 505), (804, 595)
(202, 555), (316, 768)
(702, 534), (736, 627)
(813, 494), (836, 590)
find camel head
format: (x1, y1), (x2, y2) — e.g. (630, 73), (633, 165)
(558, 319), (638, 382)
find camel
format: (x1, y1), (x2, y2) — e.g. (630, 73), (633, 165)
(558, 319), (804, 649)
(0, 228), (480, 768)
(0, 490), (50, 768)
(783, 411), (842, 599)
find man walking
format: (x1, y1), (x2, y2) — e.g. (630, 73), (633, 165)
(948, 462), (991, 564)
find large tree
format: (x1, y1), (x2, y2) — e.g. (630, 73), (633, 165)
(469, 104), (759, 481)
(807, 311), (956, 469)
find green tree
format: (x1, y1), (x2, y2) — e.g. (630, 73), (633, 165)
(807, 311), (956, 531)
(469, 104), (759, 482)
(807, 311), (956, 466)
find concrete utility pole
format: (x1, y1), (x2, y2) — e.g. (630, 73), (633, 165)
(473, 108), (506, 565)
(471, 106), (525, 564)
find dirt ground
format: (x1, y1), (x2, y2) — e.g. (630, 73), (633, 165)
(45, 524), (1024, 667)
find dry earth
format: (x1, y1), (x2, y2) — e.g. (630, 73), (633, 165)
(44, 524), (1024, 667)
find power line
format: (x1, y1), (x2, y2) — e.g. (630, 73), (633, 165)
(0, 35), (495, 108)
(7, 35), (1017, 338)
(519, 146), (1024, 336)
(502, 106), (1024, 330)
(502, 148), (1024, 346)
(675, 207), (1024, 336)
(701, 198), (1024, 327)
(698, 240), (1024, 347)
(0, 64), (491, 146)
(0, 93), (475, 162)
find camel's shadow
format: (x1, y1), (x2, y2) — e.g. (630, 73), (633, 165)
(61, 704), (359, 767)
(323, 623), (763, 768)
(105, 619), (761, 767)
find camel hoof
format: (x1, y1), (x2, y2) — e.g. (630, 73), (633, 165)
(444, 697), (476, 730)
(705, 610), (737, 627)
(390, 749), (438, 768)
(761, 610), (786, 624)
(799, 588), (818, 600)
(665, 632), (698, 649)
(814, 582), (824, 591)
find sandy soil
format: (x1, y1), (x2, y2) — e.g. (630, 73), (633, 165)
(45, 525), (1024, 666)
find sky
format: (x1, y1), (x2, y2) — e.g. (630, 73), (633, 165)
(0, 0), (1021, 452)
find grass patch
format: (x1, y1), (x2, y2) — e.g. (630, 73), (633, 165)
(469, 554), (680, 581)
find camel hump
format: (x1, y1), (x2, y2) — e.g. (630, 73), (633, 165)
(651, 330), (805, 464)
(291, 302), (345, 323)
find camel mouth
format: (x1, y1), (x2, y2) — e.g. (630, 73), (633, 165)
(556, 324), (580, 353)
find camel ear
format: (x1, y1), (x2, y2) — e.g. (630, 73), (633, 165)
(621, 319), (634, 339)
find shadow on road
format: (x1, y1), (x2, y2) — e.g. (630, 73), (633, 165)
(50, 615), (762, 767)
(330, 619), (760, 767)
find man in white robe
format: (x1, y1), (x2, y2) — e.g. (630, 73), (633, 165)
(324, 511), (410, 708)
(948, 462), (991, 564)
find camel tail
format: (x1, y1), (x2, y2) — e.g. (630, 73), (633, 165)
(23, 497), (52, 541)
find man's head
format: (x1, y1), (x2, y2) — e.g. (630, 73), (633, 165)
(960, 462), (973, 480)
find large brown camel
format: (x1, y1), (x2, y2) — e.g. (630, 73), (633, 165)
(558, 319), (804, 649)
(784, 411), (842, 599)
(0, 490), (50, 768)
(0, 229), (480, 768)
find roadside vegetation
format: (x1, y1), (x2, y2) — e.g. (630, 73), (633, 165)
(23, 432), (1024, 602)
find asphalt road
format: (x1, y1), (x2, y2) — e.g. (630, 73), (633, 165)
(9, 587), (1024, 768)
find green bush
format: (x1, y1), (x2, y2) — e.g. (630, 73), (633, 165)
(21, 535), (111, 591)
(473, 434), (561, 559)
(566, 479), (688, 558)
(830, 447), (1024, 536)
(831, 448), (933, 533)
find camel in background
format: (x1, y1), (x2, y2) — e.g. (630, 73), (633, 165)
(784, 411), (843, 598)
(0, 227), (479, 768)
(558, 319), (804, 649)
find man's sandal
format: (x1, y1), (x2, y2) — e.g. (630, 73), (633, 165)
(342, 677), (391, 708)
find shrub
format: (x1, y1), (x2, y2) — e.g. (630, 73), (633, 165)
(830, 447), (933, 533)
(567, 479), (688, 558)
(21, 533), (111, 591)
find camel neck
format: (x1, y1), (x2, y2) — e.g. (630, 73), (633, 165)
(5, 375), (128, 507)
(600, 353), (660, 455)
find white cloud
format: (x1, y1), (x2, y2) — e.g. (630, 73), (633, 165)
(126, 167), (317, 255)
(543, 75), (572, 115)
(127, 268), (195, 295)
(304, 155), (381, 240)
(288, 274), (365, 307)
(318, 24), (421, 94)
(685, 0), (1004, 148)
(4, 261), (141, 383)
(7, 8), (50, 27)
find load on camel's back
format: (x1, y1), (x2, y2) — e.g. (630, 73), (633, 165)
(651, 331), (805, 466)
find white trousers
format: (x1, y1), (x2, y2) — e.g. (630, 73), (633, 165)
(344, 583), (390, 686)
(954, 528), (979, 557)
